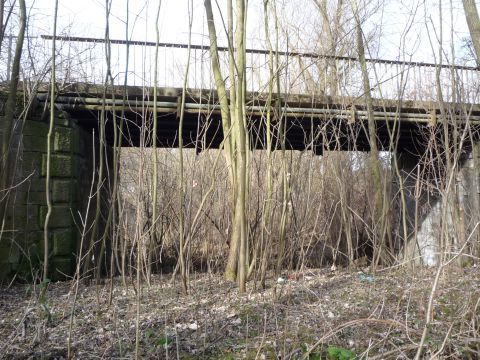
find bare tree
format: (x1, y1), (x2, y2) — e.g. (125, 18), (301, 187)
(461, 0), (480, 258)
(463, 0), (480, 64)
(177, 0), (193, 293)
(0, 0), (16, 50)
(351, 0), (386, 266)
(43, 0), (59, 282)
(204, 0), (249, 292)
(1, 0), (26, 240)
(147, 0), (162, 287)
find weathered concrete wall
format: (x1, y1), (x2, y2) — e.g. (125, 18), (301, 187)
(457, 144), (480, 262)
(398, 149), (480, 266)
(0, 111), (93, 282)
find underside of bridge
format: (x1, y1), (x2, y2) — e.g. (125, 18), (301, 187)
(1, 85), (479, 281)
(38, 85), (480, 155)
(42, 86), (480, 267)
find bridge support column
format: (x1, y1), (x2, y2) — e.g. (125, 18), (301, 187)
(457, 144), (480, 262)
(396, 148), (480, 266)
(394, 152), (439, 266)
(0, 111), (101, 282)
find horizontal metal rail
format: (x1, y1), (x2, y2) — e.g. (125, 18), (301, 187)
(2, 35), (479, 104)
(40, 35), (479, 71)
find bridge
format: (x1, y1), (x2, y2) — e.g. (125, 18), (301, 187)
(1, 36), (480, 280)
(3, 35), (480, 153)
(34, 84), (480, 156)
(31, 36), (480, 153)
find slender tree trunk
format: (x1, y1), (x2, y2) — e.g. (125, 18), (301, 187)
(0, 1), (16, 55)
(204, 0), (248, 289)
(225, 0), (240, 282)
(96, 0), (119, 282)
(204, 0), (235, 185)
(119, 0), (130, 288)
(460, 0), (480, 259)
(276, 76), (290, 276)
(259, 0), (275, 288)
(43, 0), (58, 282)
(177, 0), (193, 294)
(0, 0), (26, 225)
(352, 0), (384, 266)
(314, 0), (341, 94)
(0, 0), (4, 45)
(84, 0), (109, 278)
(235, 0), (248, 293)
(148, 0), (162, 286)
(204, 0), (240, 282)
(463, 0), (480, 64)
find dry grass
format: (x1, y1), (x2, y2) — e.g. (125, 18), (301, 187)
(0, 266), (478, 359)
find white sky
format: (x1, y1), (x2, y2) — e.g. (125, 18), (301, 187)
(22, 0), (479, 65)
(0, 0), (474, 100)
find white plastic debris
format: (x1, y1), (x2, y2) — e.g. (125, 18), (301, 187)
(188, 322), (199, 330)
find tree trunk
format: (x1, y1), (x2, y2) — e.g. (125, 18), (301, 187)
(352, 0), (385, 266)
(462, 0), (480, 258)
(147, 0), (162, 286)
(204, 0), (240, 282)
(259, 0), (275, 288)
(463, 0), (480, 64)
(234, 0), (248, 293)
(43, 0), (59, 281)
(0, 0), (4, 45)
(0, 0), (26, 237)
(203, 0), (248, 290)
(177, 0), (193, 294)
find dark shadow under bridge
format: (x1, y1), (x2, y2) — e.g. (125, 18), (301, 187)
(37, 85), (480, 156)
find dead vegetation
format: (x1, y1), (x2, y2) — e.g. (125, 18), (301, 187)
(1, 266), (478, 359)
(1, 1), (480, 359)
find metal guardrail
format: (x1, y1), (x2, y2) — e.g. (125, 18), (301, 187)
(40, 35), (479, 71)
(1, 35), (480, 104)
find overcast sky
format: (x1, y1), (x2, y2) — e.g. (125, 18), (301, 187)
(20, 0), (477, 64)
(1, 0), (477, 90)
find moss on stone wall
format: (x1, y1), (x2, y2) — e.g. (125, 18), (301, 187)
(0, 110), (94, 283)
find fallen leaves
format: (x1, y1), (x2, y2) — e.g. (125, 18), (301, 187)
(0, 267), (478, 359)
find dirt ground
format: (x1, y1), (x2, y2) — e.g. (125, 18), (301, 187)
(0, 266), (478, 359)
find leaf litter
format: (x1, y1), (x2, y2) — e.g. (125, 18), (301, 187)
(0, 266), (478, 359)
